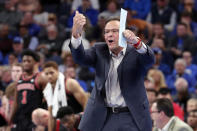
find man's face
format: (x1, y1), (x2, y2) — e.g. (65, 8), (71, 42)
(22, 55), (36, 72)
(13, 43), (23, 54)
(183, 52), (192, 65)
(66, 56), (75, 67)
(43, 67), (58, 84)
(153, 24), (163, 36)
(187, 102), (197, 112)
(8, 54), (17, 65)
(64, 114), (75, 130)
(146, 91), (157, 106)
(175, 62), (185, 74)
(151, 103), (162, 128)
(11, 65), (23, 82)
(104, 20), (121, 53)
(177, 25), (187, 37)
(187, 111), (197, 128)
(65, 67), (76, 79)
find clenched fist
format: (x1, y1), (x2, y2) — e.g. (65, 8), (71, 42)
(72, 11), (86, 38)
(123, 29), (142, 49)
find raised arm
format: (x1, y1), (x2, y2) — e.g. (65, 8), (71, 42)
(123, 29), (155, 69)
(72, 11), (86, 39)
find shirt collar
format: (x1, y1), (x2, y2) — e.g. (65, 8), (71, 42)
(161, 116), (174, 131)
(109, 45), (127, 57)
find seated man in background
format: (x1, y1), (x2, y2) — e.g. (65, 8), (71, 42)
(187, 109), (197, 131)
(157, 88), (184, 120)
(151, 98), (193, 131)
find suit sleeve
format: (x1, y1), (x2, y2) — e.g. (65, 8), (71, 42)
(69, 41), (97, 67)
(137, 44), (155, 70)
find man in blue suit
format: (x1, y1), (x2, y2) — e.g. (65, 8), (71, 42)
(69, 11), (155, 131)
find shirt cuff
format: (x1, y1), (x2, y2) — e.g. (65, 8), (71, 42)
(136, 42), (147, 53)
(71, 36), (82, 49)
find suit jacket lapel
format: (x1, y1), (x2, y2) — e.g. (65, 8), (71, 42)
(104, 49), (111, 81)
(167, 117), (176, 131)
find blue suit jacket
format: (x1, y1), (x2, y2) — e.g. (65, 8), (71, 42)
(69, 42), (155, 131)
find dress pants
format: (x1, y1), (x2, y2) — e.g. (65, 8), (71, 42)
(102, 111), (139, 131)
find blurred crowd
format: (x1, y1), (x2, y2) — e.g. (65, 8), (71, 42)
(0, 0), (197, 130)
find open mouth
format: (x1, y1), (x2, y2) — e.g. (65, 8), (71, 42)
(108, 40), (114, 43)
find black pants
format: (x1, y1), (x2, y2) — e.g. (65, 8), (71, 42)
(102, 111), (139, 131)
(11, 119), (35, 131)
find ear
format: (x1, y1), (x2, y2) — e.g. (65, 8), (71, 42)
(160, 111), (165, 117)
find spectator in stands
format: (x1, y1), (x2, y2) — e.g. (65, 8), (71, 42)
(4, 37), (24, 65)
(146, 0), (177, 31)
(147, 68), (167, 91)
(151, 47), (171, 78)
(144, 76), (155, 90)
(0, 66), (12, 92)
(151, 22), (169, 47)
(11, 63), (23, 82)
(169, 22), (196, 59)
(126, 8), (153, 40)
(124, 0), (151, 20)
(86, 13), (106, 43)
(157, 88), (184, 120)
(146, 88), (157, 108)
(20, 11), (41, 37)
(167, 58), (196, 94)
(0, 0), (23, 32)
(187, 98), (197, 114)
(17, 0), (38, 13)
(0, 82), (17, 130)
(183, 51), (197, 81)
(187, 109), (197, 131)
(0, 24), (12, 56)
(46, 13), (66, 39)
(18, 23), (39, 50)
(0, 63), (23, 126)
(180, 10), (197, 40)
(180, 0), (197, 22)
(37, 24), (64, 64)
(151, 98), (193, 131)
(67, 0), (99, 28)
(174, 78), (191, 113)
(59, 53), (77, 74)
(99, 0), (120, 20)
(71, 0), (99, 13)
(3, 53), (18, 66)
(33, 1), (49, 27)
(151, 38), (174, 70)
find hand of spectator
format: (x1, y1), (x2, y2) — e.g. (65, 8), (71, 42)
(72, 11), (86, 38)
(123, 29), (142, 49)
(171, 47), (182, 55)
